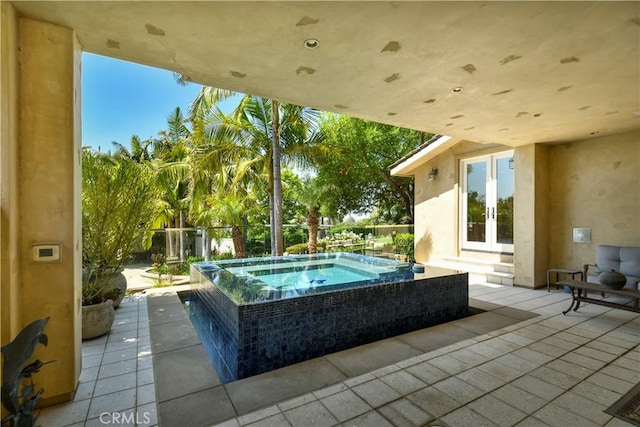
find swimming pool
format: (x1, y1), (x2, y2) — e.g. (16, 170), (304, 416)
(188, 252), (469, 382)
(193, 253), (415, 302)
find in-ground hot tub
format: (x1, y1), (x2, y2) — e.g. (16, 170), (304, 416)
(188, 252), (468, 383)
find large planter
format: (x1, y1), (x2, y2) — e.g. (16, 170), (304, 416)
(85, 269), (127, 308)
(599, 270), (626, 290)
(109, 271), (127, 308)
(82, 299), (115, 340)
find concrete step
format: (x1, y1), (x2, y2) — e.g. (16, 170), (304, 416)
(441, 256), (514, 273)
(486, 271), (514, 286)
(427, 257), (514, 285)
(427, 260), (493, 274)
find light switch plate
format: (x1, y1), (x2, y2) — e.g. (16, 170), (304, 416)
(573, 228), (591, 243)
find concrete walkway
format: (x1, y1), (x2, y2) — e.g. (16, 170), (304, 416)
(38, 269), (639, 426)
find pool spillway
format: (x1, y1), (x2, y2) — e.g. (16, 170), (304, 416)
(188, 252), (469, 383)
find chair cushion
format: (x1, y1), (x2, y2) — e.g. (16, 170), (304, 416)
(620, 246), (640, 278)
(595, 245), (640, 289)
(595, 245), (622, 273)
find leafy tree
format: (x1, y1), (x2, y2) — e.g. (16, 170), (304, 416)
(280, 169), (308, 224)
(191, 88), (324, 255)
(82, 148), (158, 274)
(317, 114), (428, 223)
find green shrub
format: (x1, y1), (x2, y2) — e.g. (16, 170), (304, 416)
(186, 256), (204, 265)
(212, 252), (234, 260)
(392, 233), (415, 261)
(327, 225), (368, 237)
(283, 227), (307, 247)
(286, 243), (309, 254)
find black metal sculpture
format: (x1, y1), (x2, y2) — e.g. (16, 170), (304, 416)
(1, 317), (53, 427)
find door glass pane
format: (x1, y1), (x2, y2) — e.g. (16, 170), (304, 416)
(466, 161), (486, 242)
(496, 157), (514, 244)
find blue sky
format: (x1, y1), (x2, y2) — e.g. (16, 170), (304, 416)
(82, 52), (236, 152)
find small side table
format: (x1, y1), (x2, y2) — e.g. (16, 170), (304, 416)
(547, 268), (584, 292)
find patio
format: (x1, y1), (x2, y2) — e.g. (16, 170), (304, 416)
(38, 272), (639, 427)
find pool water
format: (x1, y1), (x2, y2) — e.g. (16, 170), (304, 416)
(194, 252), (414, 304)
(250, 264), (377, 288)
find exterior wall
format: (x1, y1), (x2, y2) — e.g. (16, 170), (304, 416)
(548, 131), (640, 270)
(413, 150), (456, 263)
(414, 141), (505, 263)
(413, 132), (639, 289)
(1, 14), (82, 406)
(1, 1), (21, 343)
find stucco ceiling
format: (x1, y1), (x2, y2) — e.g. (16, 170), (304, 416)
(12, 1), (640, 146)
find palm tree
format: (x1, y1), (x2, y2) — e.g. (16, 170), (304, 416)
(298, 178), (322, 254)
(191, 88), (325, 256)
(150, 107), (192, 261)
(294, 177), (329, 254)
(189, 154), (264, 259)
(111, 135), (153, 163)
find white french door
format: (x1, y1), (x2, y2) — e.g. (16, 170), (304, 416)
(461, 151), (514, 253)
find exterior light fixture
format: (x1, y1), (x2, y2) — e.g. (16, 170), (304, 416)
(451, 87), (464, 93)
(508, 157), (515, 169)
(304, 38), (319, 49)
(428, 167), (438, 181)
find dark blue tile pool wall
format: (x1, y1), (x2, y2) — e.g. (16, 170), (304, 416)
(189, 267), (240, 382)
(190, 264), (469, 382)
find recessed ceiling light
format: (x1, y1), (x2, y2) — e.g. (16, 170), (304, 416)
(451, 87), (464, 93)
(304, 39), (319, 49)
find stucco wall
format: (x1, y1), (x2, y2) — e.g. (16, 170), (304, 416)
(413, 150), (455, 263)
(548, 131), (640, 270)
(1, 1), (21, 343)
(414, 141), (505, 263)
(1, 13), (82, 406)
(413, 132), (639, 288)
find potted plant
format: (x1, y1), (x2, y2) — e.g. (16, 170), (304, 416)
(81, 282), (121, 340)
(81, 148), (158, 333)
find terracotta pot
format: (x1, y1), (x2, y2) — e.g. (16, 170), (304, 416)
(599, 270), (626, 290)
(82, 299), (115, 340)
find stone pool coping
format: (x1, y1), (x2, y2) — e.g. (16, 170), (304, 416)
(148, 287), (538, 426)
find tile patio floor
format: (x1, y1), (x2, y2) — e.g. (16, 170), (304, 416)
(39, 275), (639, 427)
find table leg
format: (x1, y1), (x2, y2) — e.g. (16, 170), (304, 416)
(562, 286), (577, 315)
(574, 288), (583, 311)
